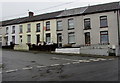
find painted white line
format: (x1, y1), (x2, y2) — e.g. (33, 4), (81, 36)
(50, 64), (60, 66)
(52, 57), (60, 60)
(99, 58), (107, 61)
(0, 71), (2, 74)
(92, 59), (100, 62)
(83, 60), (91, 62)
(78, 60), (85, 62)
(22, 67), (33, 70)
(63, 63), (71, 65)
(6, 69), (18, 73)
(108, 58), (114, 60)
(36, 66), (46, 68)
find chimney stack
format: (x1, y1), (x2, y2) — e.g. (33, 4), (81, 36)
(28, 11), (34, 17)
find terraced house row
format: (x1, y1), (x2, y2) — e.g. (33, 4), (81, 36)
(0, 2), (120, 50)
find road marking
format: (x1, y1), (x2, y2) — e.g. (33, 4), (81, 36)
(51, 57), (60, 60)
(63, 63), (71, 65)
(0, 71), (2, 74)
(22, 67), (33, 70)
(108, 58), (114, 60)
(50, 64), (60, 66)
(83, 60), (91, 62)
(36, 66), (46, 68)
(6, 69), (18, 73)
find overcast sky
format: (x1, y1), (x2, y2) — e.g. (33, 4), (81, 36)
(0, 0), (120, 21)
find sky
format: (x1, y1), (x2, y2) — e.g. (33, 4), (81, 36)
(0, 0), (120, 21)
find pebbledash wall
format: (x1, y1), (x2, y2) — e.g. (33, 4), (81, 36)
(1, 2), (120, 51)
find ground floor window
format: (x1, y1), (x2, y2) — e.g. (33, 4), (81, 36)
(0, 37), (2, 41)
(46, 33), (51, 43)
(100, 31), (109, 44)
(68, 32), (75, 44)
(27, 35), (31, 43)
(85, 32), (91, 44)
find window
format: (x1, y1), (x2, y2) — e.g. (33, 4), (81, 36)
(68, 32), (75, 44)
(19, 25), (23, 33)
(27, 35), (31, 43)
(12, 36), (15, 44)
(0, 37), (2, 41)
(36, 23), (40, 32)
(46, 21), (50, 31)
(85, 32), (91, 44)
(100, 16), (108, 28)
(27, 24), (31, 32)
(46, 33), (51, 43)
(84, 18), (91, 30)
(100, 31), (109, 44)
(68, 18), (74, 29)
(12, 26), (15, 34)
(57, 21), (62, 31)
(6, 27), (8, 34)
(20, 36), (22, 43)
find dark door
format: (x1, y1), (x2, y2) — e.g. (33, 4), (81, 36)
(85, 32), (91, 44)
(36, 35), (40, 44)
(57, 33), (62, 47)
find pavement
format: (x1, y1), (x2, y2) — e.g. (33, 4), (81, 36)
(1, 49), (119, 81)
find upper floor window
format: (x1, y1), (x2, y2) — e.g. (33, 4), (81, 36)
(57, 21), (62, 31)
(19, 25), (23, 33)
(84, 18), (91, 30)
(27, 24), (31, 32)
(68, 32), (75, 44)
(36, 23), (40, 32)
(46, 21), (50, 31)
(6, 27), (8, 34)
(68, 18), (74, 30)
(12, 26), (15, 34)
(100, 16), (108, 28)
(100, 31), (109, 44)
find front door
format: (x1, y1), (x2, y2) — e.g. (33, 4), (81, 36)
(36, 35), (40, 45)
(57, 33), (62, 47)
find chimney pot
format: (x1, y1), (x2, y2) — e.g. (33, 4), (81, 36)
(29, 11), (34, 17)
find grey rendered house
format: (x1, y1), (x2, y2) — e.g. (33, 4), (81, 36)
(56, 2), (120, 49)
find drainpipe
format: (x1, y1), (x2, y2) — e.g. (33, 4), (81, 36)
(42, 20), (44, 44)
(117, 10), (120, 47)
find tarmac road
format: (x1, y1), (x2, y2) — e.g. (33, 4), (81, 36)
(1, 50), (119, 81)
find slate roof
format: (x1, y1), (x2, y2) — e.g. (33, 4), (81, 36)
(83, 2), (120, 14)
(56, 7), (87, 17)
(1, 1), (120, 26)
